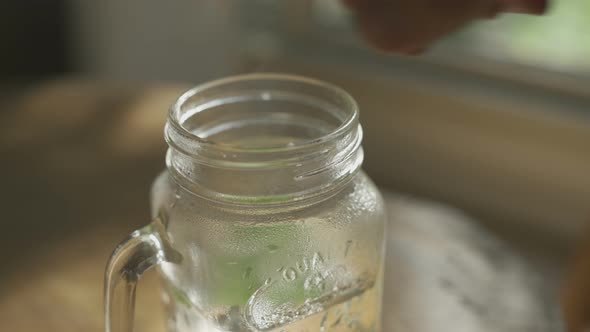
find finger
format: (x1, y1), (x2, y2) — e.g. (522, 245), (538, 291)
(482, 2), (504, 19)
(353, 0), (500, 53)
(501, 0), (549, 14)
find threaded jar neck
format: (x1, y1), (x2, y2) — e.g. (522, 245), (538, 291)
(165, 73), (363, 205)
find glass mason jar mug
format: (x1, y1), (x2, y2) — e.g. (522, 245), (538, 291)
(105, 74), (387, 332)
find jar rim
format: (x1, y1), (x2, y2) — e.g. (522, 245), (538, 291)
(167, 73), (359, 155)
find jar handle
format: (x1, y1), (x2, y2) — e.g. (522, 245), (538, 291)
(104, 219), (180, 332)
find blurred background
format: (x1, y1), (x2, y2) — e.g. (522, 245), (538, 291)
(4, 1), (590, 80)
(1, 1), (590, 331)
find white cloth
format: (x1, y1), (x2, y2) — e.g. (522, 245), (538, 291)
(382, 194), (564, 331)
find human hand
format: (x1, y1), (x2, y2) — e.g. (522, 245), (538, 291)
(343, 0), (548, 54)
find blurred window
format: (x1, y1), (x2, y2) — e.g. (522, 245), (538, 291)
(309, 0), (590, 77)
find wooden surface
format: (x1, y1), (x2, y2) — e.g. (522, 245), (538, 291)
(0, 80), (185, 332)
(0, 79), (584, 331)
(0, 224), (166, 332)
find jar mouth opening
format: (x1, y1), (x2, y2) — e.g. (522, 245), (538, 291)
(167, 73), (359, 156)
(165, 73), (364, 203)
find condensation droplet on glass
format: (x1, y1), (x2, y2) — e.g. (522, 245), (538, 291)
(189, 244), (200, 260)
(344, 240), (353, 257)
(331, 314), (343, 327)
(261, 92), (271, 100)
(226, 261), (238, 265)
(242, 266), (252, 279)
(264, 277), (272, 285)
(267, 244), (279, 253)
(319, 312), (329, 332)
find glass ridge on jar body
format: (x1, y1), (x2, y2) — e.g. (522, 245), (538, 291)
(105, 74), (387, 332)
